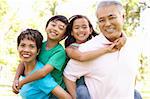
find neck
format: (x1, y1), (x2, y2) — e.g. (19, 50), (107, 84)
(46, 39), (59, 50)
(76, 40), (86, 44)
(24, 60), (36, 76)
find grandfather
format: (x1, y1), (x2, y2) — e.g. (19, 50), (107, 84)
(64, 1), (139, 99)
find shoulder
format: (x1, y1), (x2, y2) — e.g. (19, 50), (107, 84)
(42, 41), (46, 46)
(56, 44), (65, 50)
(40, 41), (46, 49)
(126, 37), (139, 49)
(54, 44), (66, 52)
(123, 37), (141, 56)
(82, 34), (103, 45)
(69, 43), (80, 48)
(79, 34), (104, 51)
(36, 61), (44, 69)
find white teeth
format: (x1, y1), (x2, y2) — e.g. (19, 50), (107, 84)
(106, 28), (115, 33)
(51, 32), (57, 36)
(78, 34), (84, 37)
(22, 54), (30, 58)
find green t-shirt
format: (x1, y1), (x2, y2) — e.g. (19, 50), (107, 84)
(38, 41), (66, 89)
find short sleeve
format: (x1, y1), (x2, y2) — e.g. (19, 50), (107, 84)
(79, 35), (104, 52)
(63, 59), (90, 82)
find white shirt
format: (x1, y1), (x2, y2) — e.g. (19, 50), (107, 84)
(64, 33), (139, 99)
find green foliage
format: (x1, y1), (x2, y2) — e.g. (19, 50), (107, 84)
(0, 0), (8, 21)
(122, 0), (140, 36)
(33, 0), (51, 17)
(137, 53), (149, 81)
(33, 0), (59, 17)
(121, 1), (150, 84)
(0, 58), (7, 65)
(49, 0), (58, 15)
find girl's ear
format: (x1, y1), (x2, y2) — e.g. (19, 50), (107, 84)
(71, 31), (74, 36)
(90, 28), (93, 34)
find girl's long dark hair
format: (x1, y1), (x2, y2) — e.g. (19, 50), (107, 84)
(65, 15), (98, 48)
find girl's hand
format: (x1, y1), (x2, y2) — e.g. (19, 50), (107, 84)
(114, 36), (126, 50)
(106, 43), (118, 53)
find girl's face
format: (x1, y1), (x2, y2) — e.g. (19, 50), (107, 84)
(72, 18), (92, 44)
(18, 38), (38, 63)
(45, 20), (67, 41)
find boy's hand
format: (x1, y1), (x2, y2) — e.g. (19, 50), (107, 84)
(12, 80), (19, 94)
(17, 80), (24, 90)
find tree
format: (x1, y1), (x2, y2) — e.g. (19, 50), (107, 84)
(0, 0), (8, 22)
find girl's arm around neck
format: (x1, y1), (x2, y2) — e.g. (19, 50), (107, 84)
(66, 45), (114, 62)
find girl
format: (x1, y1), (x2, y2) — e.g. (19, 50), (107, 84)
(64, 15), (126, 99)
(13, 15), (72, 99)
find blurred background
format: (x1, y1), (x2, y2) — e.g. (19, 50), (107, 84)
(0, 0), (150, 98)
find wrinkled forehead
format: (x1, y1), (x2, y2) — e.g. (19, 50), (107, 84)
(96, 1), (123, 16)
(96, 5), (122, 18)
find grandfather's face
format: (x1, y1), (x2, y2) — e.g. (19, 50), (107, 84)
(97, 5), (124, 42)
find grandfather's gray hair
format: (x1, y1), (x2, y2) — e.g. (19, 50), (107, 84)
(96, 0), (124, 15)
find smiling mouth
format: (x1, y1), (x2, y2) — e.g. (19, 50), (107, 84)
(48, 32), (58, 36)
(22, 54), (31, 58)
(77, 33), (86, 37)
(105, 28), (115, 33)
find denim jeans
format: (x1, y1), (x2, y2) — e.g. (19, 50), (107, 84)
(134, 89), (142, 99)
(76, 77), (91, 99)
(76, 77), (142, 99)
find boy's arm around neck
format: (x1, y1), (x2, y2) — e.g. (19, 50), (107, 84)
(18, 64), (54, 89)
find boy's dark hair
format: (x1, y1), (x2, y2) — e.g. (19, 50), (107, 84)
(65, 15), (98, 48)
(17, 29), (43, 51)
(45, 15), (69, 40)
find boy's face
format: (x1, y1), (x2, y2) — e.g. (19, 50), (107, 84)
(45, 20), (67, 41)
(18, 38), (38, 63)
(71, 18), (92, 44)
(97, 5), (124, 42)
